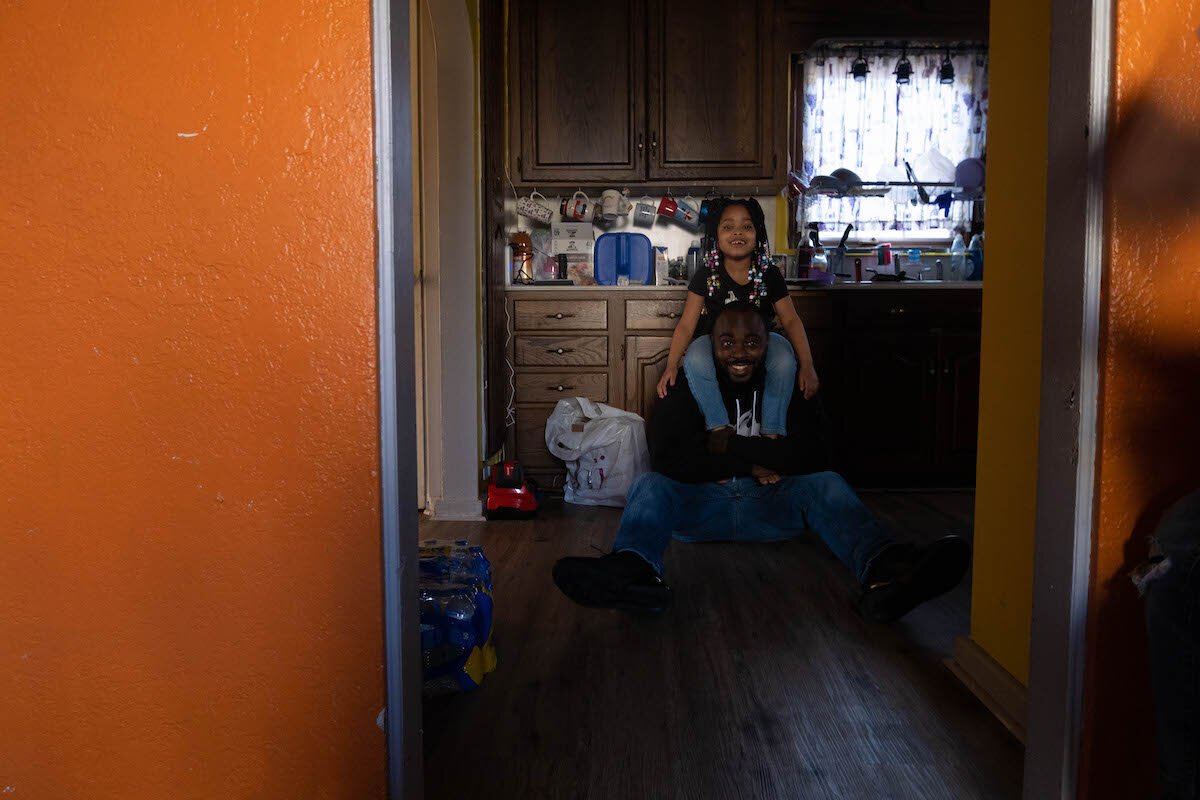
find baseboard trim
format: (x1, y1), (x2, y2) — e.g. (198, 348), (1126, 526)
(425, 497), (484, 522)
(945, 636), (1028, 744)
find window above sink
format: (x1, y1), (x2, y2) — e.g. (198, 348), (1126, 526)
(789, 42), (988, 246)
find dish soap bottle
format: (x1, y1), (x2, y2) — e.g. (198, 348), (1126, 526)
(967, 234), (984, 281)
(949, 233), (967, 281)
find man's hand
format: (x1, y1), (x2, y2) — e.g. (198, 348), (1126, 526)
(751, 464), (780, 485)
(798, 362), (820, 400)
(707, 425), (734, 455)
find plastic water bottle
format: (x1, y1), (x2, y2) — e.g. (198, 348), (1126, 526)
(949, 233), (967, 281)
(967, 234), (984, 280)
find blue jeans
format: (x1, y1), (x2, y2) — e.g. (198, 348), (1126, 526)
(683, 332), (796, 435)
(611, 471), (892, 583)
(1138, 489), (1200, 799)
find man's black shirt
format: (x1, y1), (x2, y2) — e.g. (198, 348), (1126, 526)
(648, 370), (832, 483)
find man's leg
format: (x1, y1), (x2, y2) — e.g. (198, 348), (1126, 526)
(553, 472), (728, 612)
(762, 471), (970, 622)
(758, 471), (892, 581)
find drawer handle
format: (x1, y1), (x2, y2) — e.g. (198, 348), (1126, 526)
(549, 384), (575, 392)
(545, 312), (576, 320)
(889, 307), (907, 315)
(547, 347), (575, 355)
(657, 311), (680, 319)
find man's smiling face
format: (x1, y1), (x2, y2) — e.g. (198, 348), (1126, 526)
(710, 307), (767, 384)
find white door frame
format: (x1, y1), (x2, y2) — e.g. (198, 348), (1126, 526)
(373, 0), (423, 797)
(1023, 0), (1112, 796)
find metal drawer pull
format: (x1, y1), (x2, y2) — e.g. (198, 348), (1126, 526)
(657, 311), (680, 319)
(545, 312), (575, 320)
(889, 307), (907, 315)
(549, 384), (574, 392)
(547, 347), (575, 355)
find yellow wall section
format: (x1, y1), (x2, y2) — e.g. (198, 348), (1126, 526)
(968, 0), (1051, 686)
(0, 3), (386, 797)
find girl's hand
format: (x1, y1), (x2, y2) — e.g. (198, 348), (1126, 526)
(798, 362), (820, 400)
(656, 365), (679, 399)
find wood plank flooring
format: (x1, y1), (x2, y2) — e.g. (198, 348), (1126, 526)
(420, 492), (1022, 800)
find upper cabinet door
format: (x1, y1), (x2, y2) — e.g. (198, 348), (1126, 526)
(512, 0), (646, 183)
(647, 0), (777, 181)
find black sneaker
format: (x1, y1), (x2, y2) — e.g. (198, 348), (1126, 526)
(552, 551), (673, 614)
(859, 536), (970, 623)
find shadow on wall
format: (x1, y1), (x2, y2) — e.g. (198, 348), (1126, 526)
(1088, 85), (1200, 798)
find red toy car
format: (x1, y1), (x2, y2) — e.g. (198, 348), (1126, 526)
(485, 460), (539, 519)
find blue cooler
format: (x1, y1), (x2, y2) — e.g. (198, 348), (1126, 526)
(594, 232), (654, 285)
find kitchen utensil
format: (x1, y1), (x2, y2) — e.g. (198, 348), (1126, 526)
(657, 196), (701, 229)
(560, 190), (593, 222)
(831, 169), (863, 191)
(837, 224), (853, 249)
(955, 157), (986, 191)
(903, 161), (931, 204)
(632, 198), (657, 227)
(808, 175), (847, 196)
(516, 191), (554, 225)
(599, 189), (632, 221)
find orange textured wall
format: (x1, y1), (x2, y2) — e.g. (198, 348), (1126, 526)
(0, 3), (386, 798)
(1080, 2), (1200, 797)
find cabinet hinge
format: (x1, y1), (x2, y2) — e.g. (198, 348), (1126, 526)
(619, 344), (626, 361)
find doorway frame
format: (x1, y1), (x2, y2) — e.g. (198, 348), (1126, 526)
(1023, 0), (1112, 796)
(373, 0), (423, 797)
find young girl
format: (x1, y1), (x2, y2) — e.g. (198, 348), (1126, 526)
(655, 198), (819, 435)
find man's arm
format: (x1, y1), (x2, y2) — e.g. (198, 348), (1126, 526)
(723, 393), (832, 475)
(649, 379), (755, 483)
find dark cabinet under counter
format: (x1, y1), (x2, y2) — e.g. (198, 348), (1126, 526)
(498, 286), (981, 490)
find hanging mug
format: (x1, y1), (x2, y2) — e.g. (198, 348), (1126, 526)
(658, 195), (701, 230)
(632, 196), (657, 227)
(599, 189), (632, 222)
(516, 190), (554, 225)
(560, 190), (593, 222)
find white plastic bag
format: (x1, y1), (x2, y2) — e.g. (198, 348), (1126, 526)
(544, 397), (650, 508)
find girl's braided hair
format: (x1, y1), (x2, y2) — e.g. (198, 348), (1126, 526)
(703, 197), (773, 306)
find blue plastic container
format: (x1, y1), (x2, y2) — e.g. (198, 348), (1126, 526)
(593, 232), (654, 285)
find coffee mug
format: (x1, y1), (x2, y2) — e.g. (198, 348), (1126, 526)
(516, 191), (554, 225)
(657, 195), (701, 229)
(599, 189), (631, 222)
(560, 190), (593, 222)
(632, 198), (657, 227)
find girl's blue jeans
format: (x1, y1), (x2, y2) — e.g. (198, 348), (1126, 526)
(611, 471), (892, 583)
(683, 332), (796, 435)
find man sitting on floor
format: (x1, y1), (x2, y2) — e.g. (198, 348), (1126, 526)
(552, 301), (970, 621)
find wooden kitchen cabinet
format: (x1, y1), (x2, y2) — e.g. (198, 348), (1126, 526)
(501, 287), (979, 491)
(508, 0), (780, 185)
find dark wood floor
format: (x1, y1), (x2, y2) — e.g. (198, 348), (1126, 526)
(421, 492), (1022, 800)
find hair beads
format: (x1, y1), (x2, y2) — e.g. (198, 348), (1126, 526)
(706, 242), (767, 306)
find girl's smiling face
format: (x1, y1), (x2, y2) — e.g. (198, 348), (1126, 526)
(716, 204), (757, 261)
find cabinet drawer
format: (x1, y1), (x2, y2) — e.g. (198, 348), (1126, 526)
(515, 412), (558, 467)
(626, 299), (687, 329)
(789, 294), (834, 328)
(515, 335), (608, 367)
(845, 293), (981, 329)
(513, 299), (607, 330)
(515, 371), (608, 403)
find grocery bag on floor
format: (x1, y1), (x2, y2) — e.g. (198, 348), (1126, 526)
(544, 397), (650, 508)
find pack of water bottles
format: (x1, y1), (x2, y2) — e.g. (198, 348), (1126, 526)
(419, 539), (497, 695)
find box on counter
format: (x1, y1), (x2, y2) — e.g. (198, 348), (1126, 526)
(551, 222), (594, 255)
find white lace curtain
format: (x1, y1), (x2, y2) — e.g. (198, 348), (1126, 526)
(800, 48), (988, 233)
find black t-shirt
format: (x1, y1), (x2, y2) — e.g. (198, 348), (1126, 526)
(687, 262), (789, 337)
